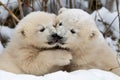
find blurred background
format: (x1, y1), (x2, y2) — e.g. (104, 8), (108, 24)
(0, 0), (120, 56)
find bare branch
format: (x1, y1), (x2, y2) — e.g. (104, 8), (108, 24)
(41, 0), (48, 12)
(104, 15), (118, 35)
(69, 0), (72, 8)
(56, 0), (62, 8)
(116, 0), (120, 38)
(17, 0), (24, 18)
(0, 1), (19, 22)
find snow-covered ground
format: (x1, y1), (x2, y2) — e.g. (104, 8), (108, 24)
(0, 69), (120, 80)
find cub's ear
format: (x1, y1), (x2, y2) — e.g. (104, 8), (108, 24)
(16, 27), (26, 38)
(89, 30), (98, 39)
(20, 30), (25, 37)
(58, 7), (67, 14)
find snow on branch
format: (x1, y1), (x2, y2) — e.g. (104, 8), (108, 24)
(0, 1), (19, 22)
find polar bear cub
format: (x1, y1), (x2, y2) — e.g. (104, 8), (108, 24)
(56, 8), (120, 76)
(0, 11), (72, 76)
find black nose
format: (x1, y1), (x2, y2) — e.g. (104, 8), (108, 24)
(48, 33), (64, 45)
(51, 33), (63, 40)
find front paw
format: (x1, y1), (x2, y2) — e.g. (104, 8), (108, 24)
(56, 53), (72, 66)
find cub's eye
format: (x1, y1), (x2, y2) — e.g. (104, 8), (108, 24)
(70, 29), (76, 34)
(40, 27), (45, 32)
(59, 22), (62, 26)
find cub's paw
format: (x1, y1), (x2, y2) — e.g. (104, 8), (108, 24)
(55, 53), (72, 66)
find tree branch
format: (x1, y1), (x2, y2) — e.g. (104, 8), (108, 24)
(0, 1), (19, 22)
(17, 0), (24, 18)
(116, 0), (120, 38)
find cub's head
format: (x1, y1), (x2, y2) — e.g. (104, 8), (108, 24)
(14, 11), (57, 49)
(14, 11), (70, 52)
(56, 8), (104, 50)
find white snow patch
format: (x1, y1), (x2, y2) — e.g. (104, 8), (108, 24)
(105, 37), (118, 52)
(91, 7), (110, 33)
(0, 0), (18, 21)
(91, 7), (119, 39)
(112, 0), (120, 12)
(0, 69), (120, 80)
(0, 26), (14, 40)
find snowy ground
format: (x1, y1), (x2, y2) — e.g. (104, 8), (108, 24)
(0, 69), (120, 80)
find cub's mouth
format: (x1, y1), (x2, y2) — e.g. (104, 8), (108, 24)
(38, 33), (70, 52)
(40, 45), (70, 52)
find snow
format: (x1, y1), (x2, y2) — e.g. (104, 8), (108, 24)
(112, 0), (120, 11)
(32, 0), (89, 13)
(104, 12), (119, 39)
(105, 37), (118, 52)
(0, 26), (14, 53)
(71, 69), (120, 80)
(91, 7), (110, 33)
(91, 7), (119, 54)
(0, 69), (120, 80)
(0, 0), (18, 21)
(100, 0), (106, 6)
(91, 7), (119, 39)
(0, 26), (14, 40)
